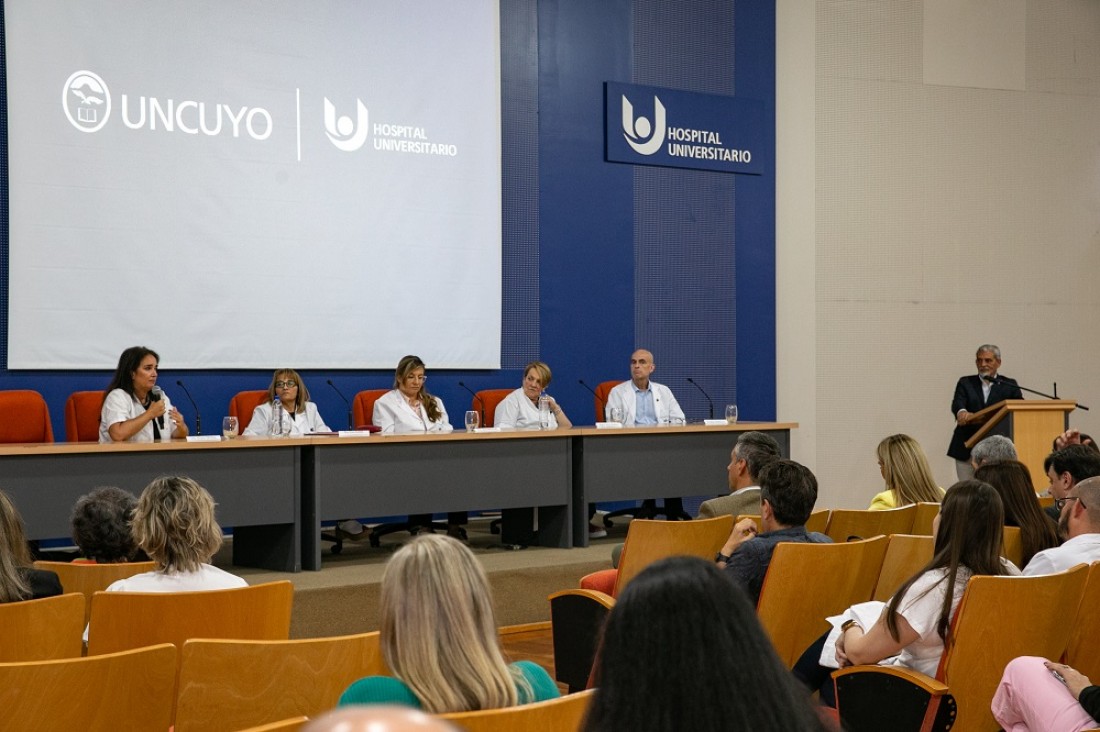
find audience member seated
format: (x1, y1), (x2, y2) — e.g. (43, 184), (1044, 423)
(697, 431), (781, 519)
(1023, 476), (1100, 575)
(1043, 445), (1100, 523)
(0, 490), (61, 602)
(581, 556), (832, 732)
(339, 534), (559, 712)
(970, 434), (1018, 469)
(105, 476), (246, 592)
(70, 486), (143, 563)
(306, 706), (459, 732)
(992, 657), (1099, 732)
(974, 461), (1059, 567)
(1053, 429), (1099, 452)
(793, 480), (1018, 707)
(868, 434), (944, 510)
(714, 460), (830, 605)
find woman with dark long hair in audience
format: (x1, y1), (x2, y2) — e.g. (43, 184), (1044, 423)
(339, 534), (559, 712)
(582, 556), (831, 732)
(0, 490), (61, 602)
(868, 434), (945, 509)
(794, 480), (1018, 706)
(975, 460), (1060, 567)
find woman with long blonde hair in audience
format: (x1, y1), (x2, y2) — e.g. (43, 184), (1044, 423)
(868, 434), (945, 509)
(0, 490), (61, 602)
(339, 534), (559, 712)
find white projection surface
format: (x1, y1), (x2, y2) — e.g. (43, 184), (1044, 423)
(4, 0), (501, 369)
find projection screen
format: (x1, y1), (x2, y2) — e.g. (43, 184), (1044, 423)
(3, 0), (502, 369)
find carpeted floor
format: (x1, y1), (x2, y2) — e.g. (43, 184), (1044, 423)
(220, 515), (628, 638)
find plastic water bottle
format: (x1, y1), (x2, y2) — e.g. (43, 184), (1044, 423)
(538, 395), (551, 430)
(272, 399), (286, 437)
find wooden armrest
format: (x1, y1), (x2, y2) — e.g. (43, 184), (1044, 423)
(548, 588), (615, 609)
(832, 664), (949, 694)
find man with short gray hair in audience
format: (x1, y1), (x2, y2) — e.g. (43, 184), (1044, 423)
(1023, 476), (1100, 575)
(969, 435), (1017, 470)
(698, 431), (781, 519)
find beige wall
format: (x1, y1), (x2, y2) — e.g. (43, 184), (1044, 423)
(777, 0), (1100, 508)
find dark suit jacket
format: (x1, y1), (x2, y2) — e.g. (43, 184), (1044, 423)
(947, 374), (1023, 461)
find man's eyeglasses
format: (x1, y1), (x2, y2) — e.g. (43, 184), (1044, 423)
(274, 381), (298, 389)
(1055, 495), (1084, 512)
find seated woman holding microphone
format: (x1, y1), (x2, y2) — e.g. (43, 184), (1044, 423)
(373, 355), (465, 539)
(243, 368), (330, 436)
(494, 360), (572, 430)
(99, 346), (188, 443)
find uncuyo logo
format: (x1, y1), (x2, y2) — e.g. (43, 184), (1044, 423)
(62, 71), (111, 133)
(621, 95), (665, 155)
(324, 98), (369, 151)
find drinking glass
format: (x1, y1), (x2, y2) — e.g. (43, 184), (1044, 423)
(725, 404), (739, 424)
(465, 410), (480, 431)
(222, 416), (239, 439)
(609, 407), (624, 424)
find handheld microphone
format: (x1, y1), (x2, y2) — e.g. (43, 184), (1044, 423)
(175, 379), (201, 435)
(686, 377), (714, 420)
(326, 380), (354, 429)
(457, 381), (484, 424)
(577, 379), (598, 397)
(150, 386), (166, 429)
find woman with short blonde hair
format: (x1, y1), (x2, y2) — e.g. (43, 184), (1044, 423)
(340, 534), (559, 712)
(106, 476), (246, 592)
(870, 434), (945, 509)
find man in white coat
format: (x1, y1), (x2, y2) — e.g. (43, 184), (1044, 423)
(604, 349), (689, 520)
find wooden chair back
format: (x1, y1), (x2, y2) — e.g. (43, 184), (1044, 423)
(937, 566), (1090, 731)
(613, 515), (734, 597)
(733, 513), (761, 532)
(34, 560), (157, 624)
(805, 508), (831, 534)
(757, 535), (889, 667)
(476, 388), (514, 427)
(175, 632), (384, 732)
(87, 580), (294, 657)
(0, 643), (177, 731)
(64, 390), (104, 442)
(824, 506), (916, 542)
(548, 589), (615, 693)
(439, 689), (596, 732)
(1001, 526), (1023, 568)
(593, 380), (622, 421)
(871, 534), (934, 601)
(1037, 494), (1054, 509)
(229, 390), (270, 433)
(353, 389), (390, 428)
(0, 593), (85, 662)
(1065, 561), (1100, 681)
(237, 718), (309, 732)
(910, 502), (941, 535)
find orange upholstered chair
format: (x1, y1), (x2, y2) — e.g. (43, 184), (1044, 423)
(229, 390), (270, 434)
(64, 390), (104, 442)
(593, 380), (622, 422)
(478, 388), (515, 427)
(0, 390), (54, 443)
(352, 389), (389, 429)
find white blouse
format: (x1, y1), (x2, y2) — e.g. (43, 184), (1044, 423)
(372, 389), (453, 434)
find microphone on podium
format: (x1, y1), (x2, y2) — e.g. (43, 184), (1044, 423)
(686, 377), (714, 420)
(175, 379), (201, 435)
(326, 380), (354, 429)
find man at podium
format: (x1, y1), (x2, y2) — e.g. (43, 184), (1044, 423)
(947, 344), (1023, 479)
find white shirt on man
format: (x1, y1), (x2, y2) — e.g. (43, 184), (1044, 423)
(1022, 533), (1100, 575)
(605, 380), (685, 425)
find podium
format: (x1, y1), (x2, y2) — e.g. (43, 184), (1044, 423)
(965, 399), (1077, 485)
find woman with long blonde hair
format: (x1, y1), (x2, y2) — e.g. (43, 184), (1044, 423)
(869, 434), (945, 509)
(0, 490), (61, 602)
(339, 534), (559, 712)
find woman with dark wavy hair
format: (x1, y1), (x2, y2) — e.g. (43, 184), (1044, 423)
(582, 556), (830, 732)
(975, 460), (1059, 567)
(70, 486), (141, 563)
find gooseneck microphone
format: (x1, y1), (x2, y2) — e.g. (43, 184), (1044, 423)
(984, 374), (1089, 411)
(577, 379), (598, 397)
(175, 379), (201, 435)
(150, 385), (166, 429)
(686, 377), (714, 420)
(326, 380), (354, 429)
(457, 381), (484, 424)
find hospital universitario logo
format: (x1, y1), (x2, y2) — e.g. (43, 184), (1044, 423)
(323, 97), (370, 151)
(621, 94), (665, 155)
(62, 70), (112, 133)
